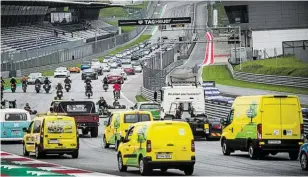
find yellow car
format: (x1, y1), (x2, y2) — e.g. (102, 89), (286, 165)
(220, 95), (304, 160)
(22, 115), (79, 159)
(117, 121), (196, 176)
(68, 67), (81, 73)
(103, 110), (154, 151)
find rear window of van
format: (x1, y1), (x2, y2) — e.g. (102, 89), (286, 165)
(124, 114), (150, 123)
(46, 120), (74, 133)
(5, 113), (28, 121)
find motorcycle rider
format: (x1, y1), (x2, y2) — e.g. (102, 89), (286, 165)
(113, 80), (121, 98)
(85, 82), (93, 96)
(1, 77), (4, 97)
(24, 103), (31, 112)
(97, 97), (108, 109)
(103, 76), (108, 85)
(84, 77), (92, 84)
(64, 76), (71, 85)
(56, 83), (63, 91)
(21, 76), (27, 85)
(44, 77), (51, 85)
(34, 77), (41, 86)
(10, 77), (17, 86)
(113, 98), (120, 107)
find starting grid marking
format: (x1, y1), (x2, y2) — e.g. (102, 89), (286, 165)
(1, 151), (117, 176)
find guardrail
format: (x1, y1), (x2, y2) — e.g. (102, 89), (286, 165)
(227, 63), (308, 88)
(140, 86), (308, 134)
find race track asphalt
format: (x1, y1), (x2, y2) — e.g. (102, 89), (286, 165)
(1, 2), (307, 176)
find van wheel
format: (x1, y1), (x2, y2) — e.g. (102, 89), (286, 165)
(184, 165), (194, 175)
(160, 168), (168, 172)
(300, 152), (308, 170)
(117, 153), (127, 172)
(103, 136), (109, 148)
(289, 151), (299, 160)
(222, 139), (231, 155)
(270, 152), (278, 156)
(90, 127), (98, 137)
(248, 143), (259, 160)
(23, 144), (29, 156)
(71, 150), (79, 159)
(82, 129), (89, 135)
(35, 146), (44, 159)
(139, 158), (151, 176)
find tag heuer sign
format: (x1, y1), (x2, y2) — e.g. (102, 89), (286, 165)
(118, 17), (191, 26)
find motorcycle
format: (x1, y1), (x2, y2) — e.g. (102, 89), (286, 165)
(99, 106), (110, 116)
(65, 83), (71, 92)
(103, 84), (108, 92)
(43, 83), (51, 93)
(35, 84), (41, 93)
(114, 90), (120, 99)
(11, 83), (16, 93)
(85, 89), (92, 99)
(56, 90), (63, 100)
(22, 83), (27, 93)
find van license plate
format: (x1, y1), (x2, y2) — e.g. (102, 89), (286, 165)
(268, 140), (281, 144)
(156, 153), (172, 159)
(49, 140), (59, 144)
(12, 130), (20, 135)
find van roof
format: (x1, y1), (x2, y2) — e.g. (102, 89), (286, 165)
(32, 115), (75, 121)
(233, 95), (299, 106)
(1, 109), (30, 114)
(113, 110), (152, 115)
(134, 120), (188, 127)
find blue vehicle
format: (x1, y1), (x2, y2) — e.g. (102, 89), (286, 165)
(0, 109), (31, 141)
(300, 138), (308, 170)
(80, 61), (91, 70)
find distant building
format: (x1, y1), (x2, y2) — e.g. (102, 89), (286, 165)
(222, 1), (308, 59)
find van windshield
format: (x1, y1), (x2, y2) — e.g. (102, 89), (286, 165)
(140, 104), (160, 109)
(5, 113), (28, 121)
(124, 114), (150, 123)
(46, 120), (74, 133)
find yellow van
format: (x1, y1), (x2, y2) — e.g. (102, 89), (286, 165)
(117, 121), (196, 176)
(103, 110), (154, 151)
(220, 95), (304, 160)
(22, 115), (79, 159)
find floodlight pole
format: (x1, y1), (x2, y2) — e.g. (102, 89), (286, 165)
(160, 25), (163, 70)
(239, 26), (242, 70)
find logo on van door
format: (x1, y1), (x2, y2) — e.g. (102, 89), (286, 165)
(246, 101), (258, 119)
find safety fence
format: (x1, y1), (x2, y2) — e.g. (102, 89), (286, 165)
(226, 63), (308, 88)
(1, 1), (157, 73)
(140, 86), (308, 134)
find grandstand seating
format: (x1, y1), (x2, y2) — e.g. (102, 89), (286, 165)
(1, 20), (118, 53)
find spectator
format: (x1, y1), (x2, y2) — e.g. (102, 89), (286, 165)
(63, 31), (65, 35)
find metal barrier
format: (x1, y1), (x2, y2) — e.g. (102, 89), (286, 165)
(1, 1), (157, 73)
(226, 63), (308, 89)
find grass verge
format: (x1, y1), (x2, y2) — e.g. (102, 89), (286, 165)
(136, 95), (148, 102)
(106, 21), (136, 33)
(202, 65), (308, 95)
(98, 34), (151, 62)
(234, 56), (308, 78)
(99, 7), (128, 18)
(3, 78), (21, 88)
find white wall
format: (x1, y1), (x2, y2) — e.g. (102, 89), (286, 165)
(251, 29), (308, 57)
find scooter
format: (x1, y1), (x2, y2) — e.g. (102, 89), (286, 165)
(22, 83), (27, 93)
(43, 83), (51, 93)
(111, 100), (126, 109)
(85, 89), (92, 99)
(56, 90), (63, 100)
(35, 84), (41, 93)
(11, 83), (16, 93)
(65, 83), (71, 92)
(103, 84), (108, 92)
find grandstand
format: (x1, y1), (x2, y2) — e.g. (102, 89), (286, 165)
(1, 0), (120, 54)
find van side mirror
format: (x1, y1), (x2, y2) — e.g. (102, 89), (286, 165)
(22, 127), (28, 133)
(120, 136), (126, 143)
(220, 118), (228, 125)
(49, 107), (54, 112)
(31, 110), (37, 115)
(130, 107), (134, 110)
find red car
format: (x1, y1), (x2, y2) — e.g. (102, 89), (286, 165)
(122, 64), (135, 75)
(107, 74), (124, 84)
